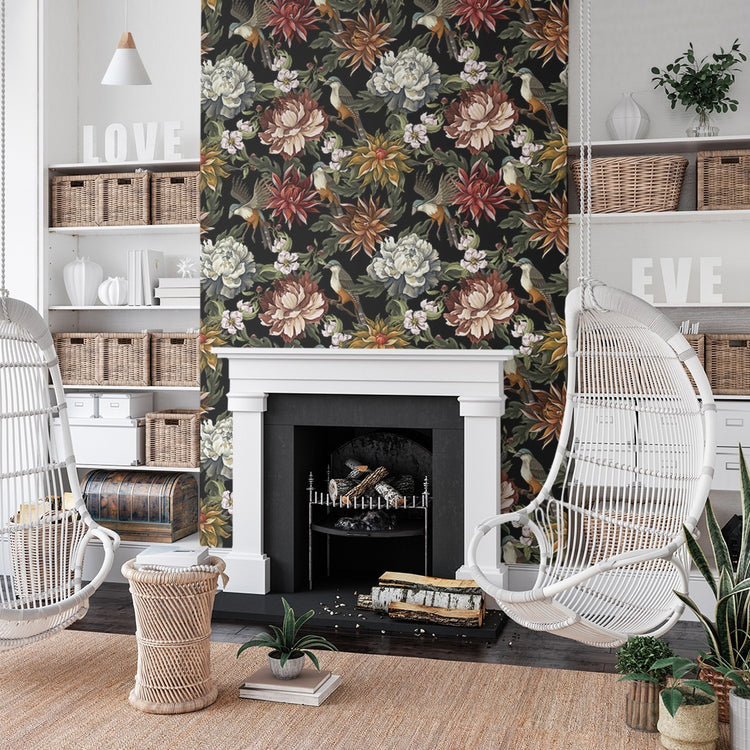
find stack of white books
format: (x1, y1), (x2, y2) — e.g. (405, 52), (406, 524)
(155, 277), (200, 309)
(239, 666), (341, 706)
(127, 250), (164, 306)
(134, 544), (209, 568)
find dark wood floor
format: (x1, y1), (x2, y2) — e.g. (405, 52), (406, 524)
(71, 582), (708, 674)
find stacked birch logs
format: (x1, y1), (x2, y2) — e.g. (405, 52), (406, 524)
(328, 458), (415, 507)
(357, 572), (485, 627)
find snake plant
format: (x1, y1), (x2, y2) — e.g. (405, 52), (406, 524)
(236, 597), (337, 670)
(675, 448), (750, 672)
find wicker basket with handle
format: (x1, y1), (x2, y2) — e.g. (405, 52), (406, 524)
(97, 171), (150, 226)
(150, 332), (200, 387)
(53, 332), (101, 385)
(51, 174), (99, 227)
(570, 155), (688, 213)
(146, 410), (201, 468)
(151, 171), (199, 224)
(100, 332), (150, 387)
(705, 333), (750, 395)
(697, 149), (750, 210)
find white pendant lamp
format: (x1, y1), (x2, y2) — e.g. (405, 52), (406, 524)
(101, 30), (151, 85)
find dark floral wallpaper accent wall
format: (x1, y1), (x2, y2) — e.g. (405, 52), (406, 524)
(199, 0), (568, 555)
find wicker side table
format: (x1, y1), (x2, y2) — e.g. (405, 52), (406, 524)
(122, 556), (225, 714)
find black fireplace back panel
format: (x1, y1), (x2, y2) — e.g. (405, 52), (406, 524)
(264, 394), (464, 592)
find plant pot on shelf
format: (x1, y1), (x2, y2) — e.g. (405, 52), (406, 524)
(268, 651), (305, 680)
(625, 680), (661, 732)
(657, 689), (719, 750)
(729, 689), (750, 750)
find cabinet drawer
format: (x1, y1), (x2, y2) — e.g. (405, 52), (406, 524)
(713, 449), (745, 492)
(715, 403), (750, 449)
(574, 406), (635, 444)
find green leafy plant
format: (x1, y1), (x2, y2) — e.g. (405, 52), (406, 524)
(615, 636), (675, 686)
(236, 597), (338, 670)
(674, 447), (750, 672)
(649, 657), (715, 717)
(651, 39), (746, 115)
(715, 663), (750, 700)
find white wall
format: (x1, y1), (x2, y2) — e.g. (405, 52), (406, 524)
(569, 0), (750, 141)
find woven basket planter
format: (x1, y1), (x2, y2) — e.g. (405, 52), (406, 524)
(705, 333), (750, 395)
(146, 410), (200, 468)
(150, 332), (200, 387)
(571, 155), (688, 213)
(53, 332), (101, 385)
(97, 172), (150, 226)
(51, 174), (99, 227)
(697, 149), (750, 210)
(151, 171), (199, 224)
(122, 557), (225, 714)
(100, 332), (150, 386)
(698, 660), (750, 724)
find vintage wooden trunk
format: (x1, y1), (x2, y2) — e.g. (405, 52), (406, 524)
(81, 470), (198, 542)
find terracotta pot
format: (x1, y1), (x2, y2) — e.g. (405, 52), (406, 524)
(268, 651), (305, 680)
(657, 690), (719, 750)
(625, 680), (661, 732)
(698, 659), (745, 723)
(729, 689), (750, 750)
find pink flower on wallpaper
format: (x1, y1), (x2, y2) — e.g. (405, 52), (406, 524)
(453, 0), (510, 34)
(267, 167), (320, 227)
(259, 90), (328, 159)
(454, 161), (510, 222)
(266, 0), (319, 44)
(259, 273), (329, 342)
(443, 271), (518, 342)
(444, 83), (518, 154)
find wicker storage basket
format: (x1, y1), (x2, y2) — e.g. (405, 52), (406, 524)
(697, 149), (750, 210)
(705, 333), (750, 395)
(151, 171), (199, 225)
(100, 332), (150, 386)
(570, 155), (688, 213)
(146, 410), (200, 468)
(151, 332), (200, 387)
(51, 174), (99, 227)
(53, 332), (101, 385)
(684, 334), (705, 392)
(97, 171), (150, 226)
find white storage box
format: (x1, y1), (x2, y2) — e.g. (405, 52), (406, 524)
(51, 417), (145, 466)
(98, 392), (154, 419)
(64, 392), (99, 419)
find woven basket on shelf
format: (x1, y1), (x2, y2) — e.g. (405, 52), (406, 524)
(705, 333), (750, 395)
(150, 332), (200, 387)
(146, 410), (200, 468)
(151, 171), (199, 225)
(97, 172), (150, 226)
(570, 155), (688, 213)
(50, 174), (99, 227)
(53, 332), (101, 385)
(697, 149), (750, 210)
(683, 334), (705, 393)
(100, 332), (150, 386)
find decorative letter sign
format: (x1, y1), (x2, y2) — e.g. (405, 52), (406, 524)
(82, 121), (184, 163)
(632, 257), (723, 305)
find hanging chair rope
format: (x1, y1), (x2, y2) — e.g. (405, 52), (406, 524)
(0, 0), (8, 321)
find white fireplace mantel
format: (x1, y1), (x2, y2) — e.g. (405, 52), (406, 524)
(215, 347), (516, 594)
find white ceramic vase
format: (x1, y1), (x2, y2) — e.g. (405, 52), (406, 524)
(729, 689), (750, 750)
(98, 276), (128, 306)
(268, 652), (305, 680)
(63, 256), (103, 306)
(606, 92), (650, 140)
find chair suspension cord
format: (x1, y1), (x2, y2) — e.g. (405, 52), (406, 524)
(0, 0), (7, 321)
(577, 0), (593, 303)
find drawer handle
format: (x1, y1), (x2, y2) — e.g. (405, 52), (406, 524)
(170, 177), (185, 184)
(728, 340), (749, 347)
(170, 338), (185, 345)
(725, 463), (740, 471)
(117, 178), (132, 185)
(70, 180), (84, 188)
(70, 338), (84, 345)
(117, 338), (133, 345)
(725, 419), (744, 427)
(597, 416), (614, 424)
(165, 419), (179, 426)
(720, 156), (740, 165)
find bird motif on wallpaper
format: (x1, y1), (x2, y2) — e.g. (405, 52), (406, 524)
(515, 68), (560, 134)
(311, 162), (343, 216)
(229, 0), (272, 68)
(229, 176), (273, 251)
(500, 156), (532, 210)
(324, 77), (366, 140)
(412, 172), (460, 248)
(504, 356), (530, 395)
(515, 257), (560, 325)
(412, 0), (459, 60)
(313, 0), (343, 32)
(324, 260), (366, 324)
(516, 448), (546, 496)
(509, 0), (535, 23)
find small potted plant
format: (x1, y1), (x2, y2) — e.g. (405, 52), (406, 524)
(715, 664), (750, 750)
(616, 636), (675, 732)
(651, 39), (746, 136)
(237, 597), (337, 680)
(652, 656), (718, 750)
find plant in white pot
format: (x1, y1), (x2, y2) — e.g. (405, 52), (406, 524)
(237, 598), (337, 680)
(651, 656), (718, 750)
(715, 665), (750, 750)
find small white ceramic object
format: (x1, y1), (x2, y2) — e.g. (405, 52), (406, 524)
(606, 92), (650, 140)
(97, 276), (128, 306)
(63, 256), (103, 306)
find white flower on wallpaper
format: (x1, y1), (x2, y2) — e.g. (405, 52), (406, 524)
(367, 233), (441, 299)
(201, 235), (257, 299)
(367, 48), (441, 113)
(200, 413), (233, 480)
(200, 56), (257, 119)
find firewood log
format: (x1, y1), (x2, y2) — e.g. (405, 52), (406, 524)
(378, 571), (483, 596)
(371, 586), (484, 615)
(328, 478), (356, 501)
(374, 481), (406, 508)
(341, 466), (388, 504)
(344, 458), (369, 478)
(389, 475), (416, 497)
(387, 601), (483, 627)
(356, 594), (373, 611)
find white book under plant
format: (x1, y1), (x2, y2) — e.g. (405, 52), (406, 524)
(135, 544), (209, 568)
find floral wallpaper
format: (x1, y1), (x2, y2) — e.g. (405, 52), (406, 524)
(200, 0), (568, 555)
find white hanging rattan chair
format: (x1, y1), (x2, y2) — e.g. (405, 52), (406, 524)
(466, 0), (716, 647)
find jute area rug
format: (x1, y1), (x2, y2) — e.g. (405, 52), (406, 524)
(0, 630), (730, 750)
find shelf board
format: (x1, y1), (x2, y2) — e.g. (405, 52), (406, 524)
(48, 223), (199, 236)
(568, 134), (750, 155)
(50, 305), (199, 311)
(652, 302), (750, 308)
(715, 394), (750, 401)
(76, 463), (200, 473)
(568, 210), (750, 224)
(61, 384), (199, 392)
(48, 158), (200, 174)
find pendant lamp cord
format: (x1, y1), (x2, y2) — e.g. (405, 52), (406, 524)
(578, 0), (593, 305)
(0, 0), (7, 321)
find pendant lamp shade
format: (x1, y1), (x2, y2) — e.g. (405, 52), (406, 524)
(101, 32), (151, 86)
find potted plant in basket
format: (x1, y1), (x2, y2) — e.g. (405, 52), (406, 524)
(673, 447), (750, 724)
(651, 39), (746, 136)
(616, 636), (675, 732)
(237, 597), (337, 680)
(715, 665), (750, 750)
(651, 656), (718, 750)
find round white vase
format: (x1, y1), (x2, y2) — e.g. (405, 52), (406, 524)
(98, 276), (128, 306)
(606, 92), (650, 140)
(63, 256), (103, 306)
(729, 689), (750, 750)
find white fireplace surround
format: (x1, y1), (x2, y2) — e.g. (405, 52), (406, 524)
(215, 348), (516, 594)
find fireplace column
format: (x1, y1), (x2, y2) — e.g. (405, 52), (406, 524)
(225, 392), (270, 593)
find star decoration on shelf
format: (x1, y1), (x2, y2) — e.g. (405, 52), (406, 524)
(177, 256), (199, 278)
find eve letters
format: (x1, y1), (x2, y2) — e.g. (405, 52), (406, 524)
(82, 121), (183, 163)
(632, 257), (723, 305)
